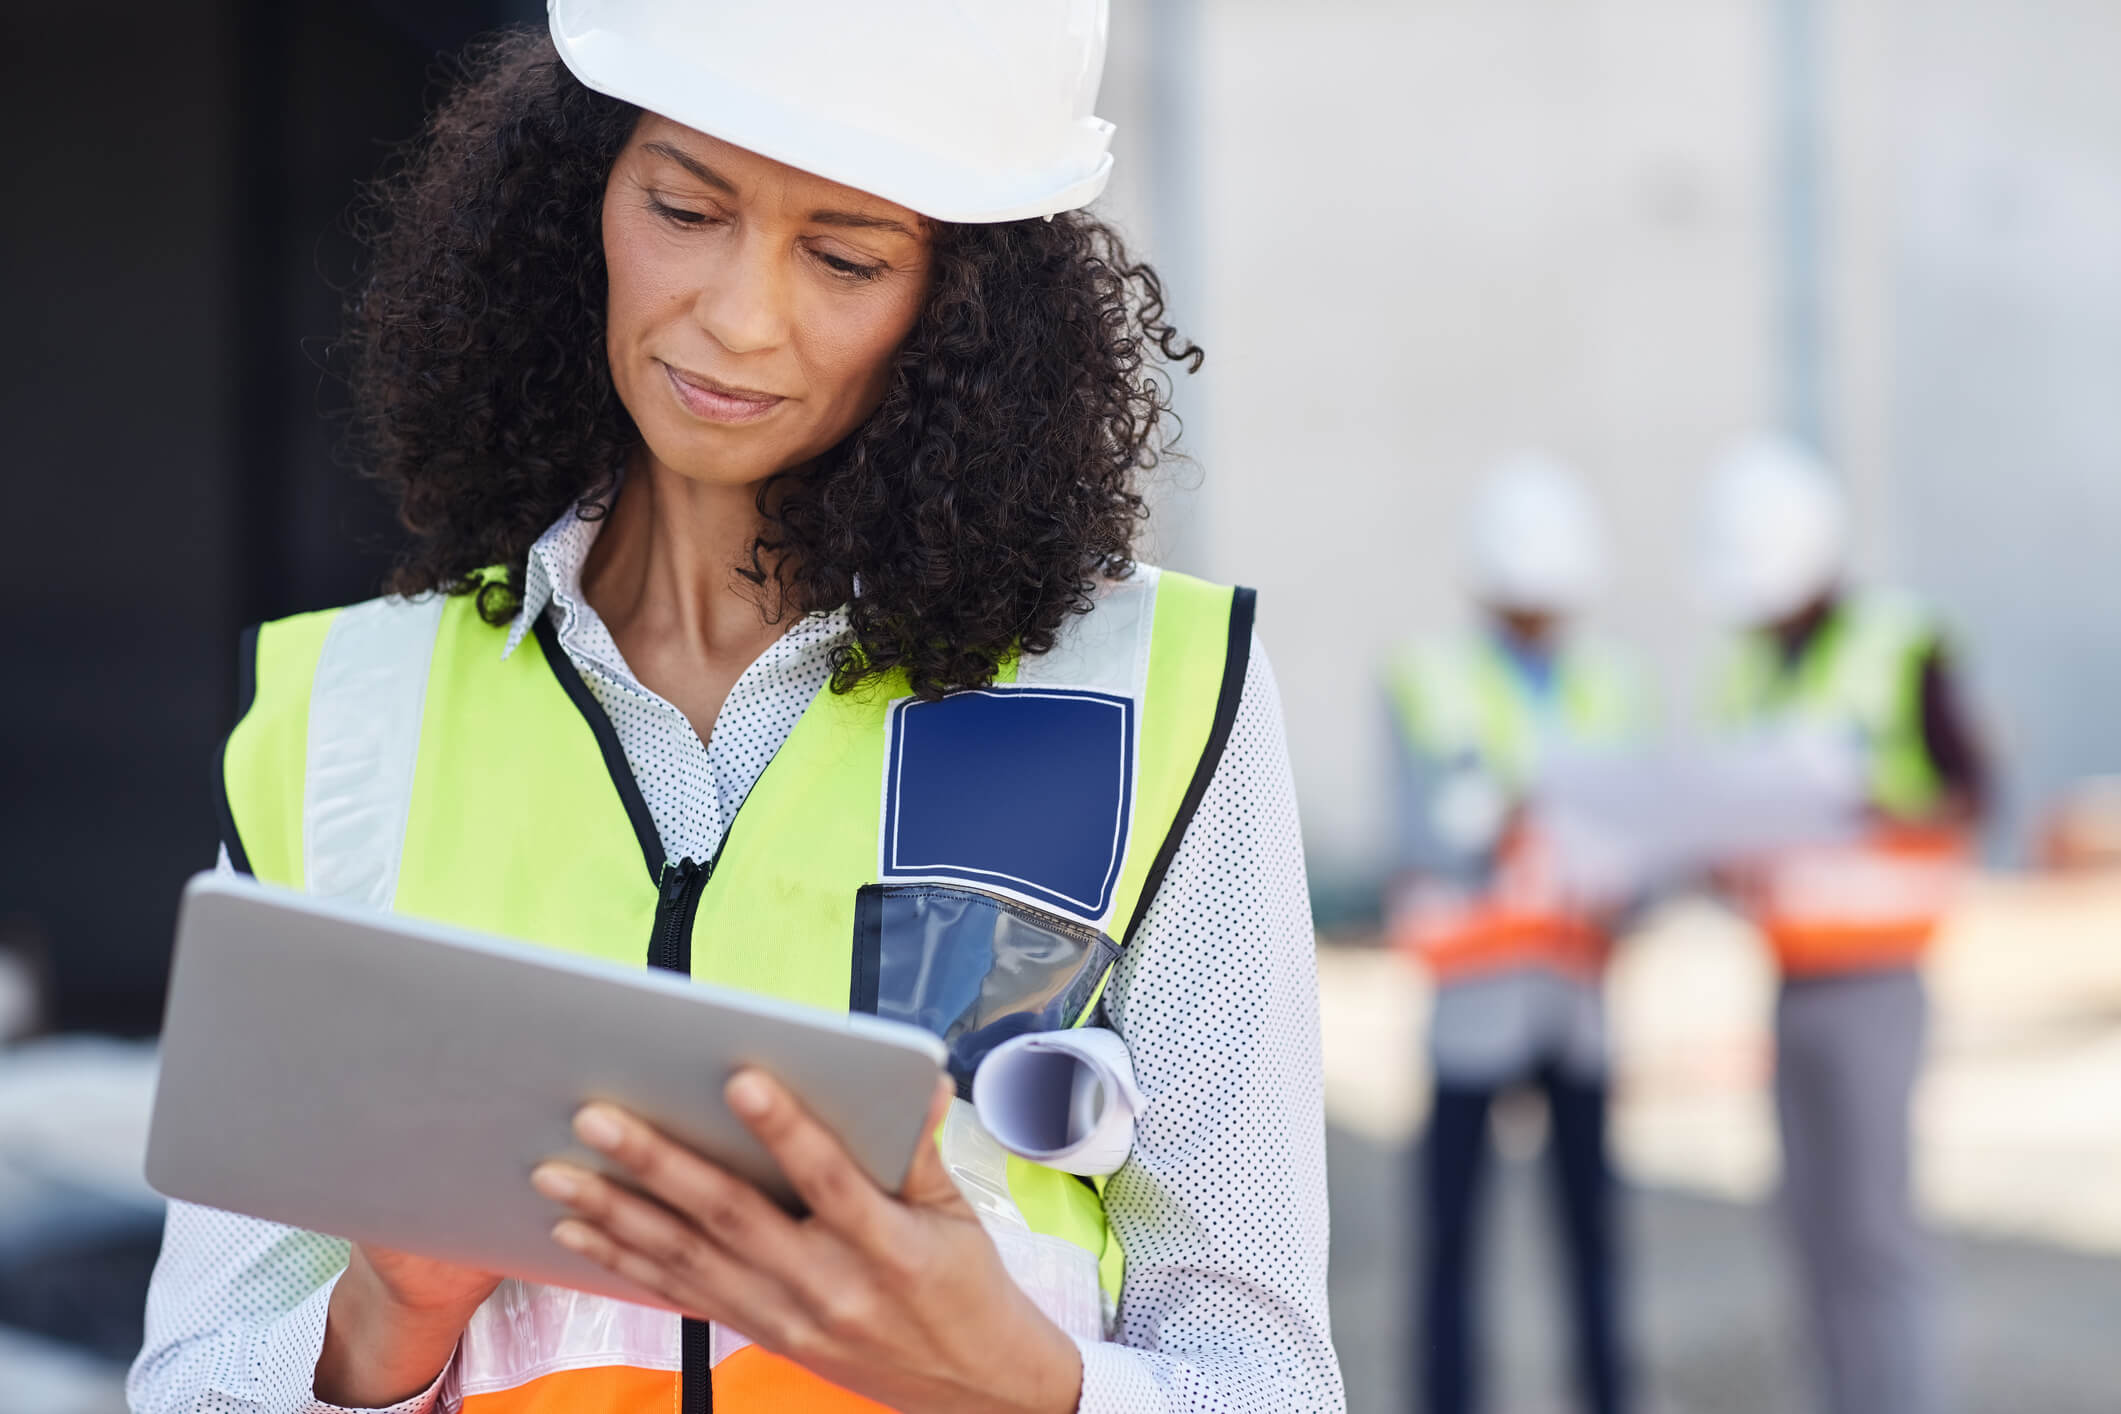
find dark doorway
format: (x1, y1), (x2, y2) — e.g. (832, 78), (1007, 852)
(2, 0), (540, 1037)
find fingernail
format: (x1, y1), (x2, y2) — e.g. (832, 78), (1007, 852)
(551, 1221), (589, 1251)
(575, 1107), (624, 1152)
(531, 1165), (580, 1202)
(727, 1072), (770, 1118)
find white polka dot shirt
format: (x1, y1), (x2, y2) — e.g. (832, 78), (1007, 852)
(130, 508), (1344, 1414)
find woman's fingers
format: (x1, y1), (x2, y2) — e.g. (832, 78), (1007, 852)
(569, 1104), (800, 1266)
(533, 1162), (720, 1279)
(533, 1161), (804, 1340)
(896, 1075), (972, 1210)
(724, 1070), (901, 1253)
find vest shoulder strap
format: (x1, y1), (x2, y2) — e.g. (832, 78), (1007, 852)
(221, 595), (448, 903)
(1386, 632), (1636, 780)
(1825, 591), (1938, 727)
(1555, 638), (1642, 742)
(220, 606), (337, 888)
(1383, 636), (1486, 758)
(1105, 568), (1255, 944)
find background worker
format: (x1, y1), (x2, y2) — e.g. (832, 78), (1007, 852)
(1699, 435), (1989, 1414)
(1383, 454), (1638, 1414)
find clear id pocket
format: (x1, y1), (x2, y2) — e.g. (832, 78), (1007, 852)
(851, 884), (1119, 1091)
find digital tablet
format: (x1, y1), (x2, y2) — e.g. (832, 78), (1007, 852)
(146, 872), (946, 1304)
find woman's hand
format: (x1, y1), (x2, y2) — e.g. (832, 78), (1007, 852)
(314, 1245), (501, 1407)
(531, 1072), (1084, 1414)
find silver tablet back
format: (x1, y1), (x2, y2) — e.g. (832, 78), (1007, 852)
(146, 872), (945, 1303)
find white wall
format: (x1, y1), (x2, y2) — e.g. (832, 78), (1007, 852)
(1184, 0), (1776, 885)
(1097, 0), (2121, 884)
(1883, 0), (2121, 852)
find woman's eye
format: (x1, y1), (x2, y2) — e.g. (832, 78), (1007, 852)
(816, 251), (884, 281)
(648, 197), (712, 227)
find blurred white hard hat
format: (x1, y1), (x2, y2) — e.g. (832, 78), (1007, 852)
(548, 0), (1115, 223)
(1463, 451), (1608, 615)
(1699, 434), (1848, 625)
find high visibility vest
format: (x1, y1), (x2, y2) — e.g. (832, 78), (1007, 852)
(1381, 633), (1637, 982)
(218, 565), (1254, 1414)
(1714, 591), (1968, 976)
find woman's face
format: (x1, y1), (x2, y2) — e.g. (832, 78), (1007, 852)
(601, 115), (933, 490)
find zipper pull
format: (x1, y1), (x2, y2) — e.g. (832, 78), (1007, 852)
(650, 858), (703, 975)
(659, 856), (700, 902)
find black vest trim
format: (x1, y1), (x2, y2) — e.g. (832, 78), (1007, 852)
(216, 623), (260, 877)
(532, 613), (666, 884)
(1121, 586), (1257, 949)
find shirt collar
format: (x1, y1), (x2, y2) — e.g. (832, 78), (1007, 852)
(500, 502), (604, 661)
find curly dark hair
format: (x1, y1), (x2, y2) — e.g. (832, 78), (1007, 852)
(347, 28), (1199, 699)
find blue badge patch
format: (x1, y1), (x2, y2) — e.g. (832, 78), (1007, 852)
(881, 687), (1135, 923)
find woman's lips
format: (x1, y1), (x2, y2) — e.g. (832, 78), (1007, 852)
(661, 363), (785, 425)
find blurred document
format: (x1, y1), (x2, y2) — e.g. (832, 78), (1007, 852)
(971, 1027), (1141, 1177)
(1531, 732), (1868, 898)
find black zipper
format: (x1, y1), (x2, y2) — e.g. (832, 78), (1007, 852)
(682, 1316), (713, 1414)
(650, 857), (707, 975)
(647, 857), (713, 1412)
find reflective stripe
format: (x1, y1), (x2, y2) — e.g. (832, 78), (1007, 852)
(1024, 567), (1157, 931)
(711, 1323), (755, 1369)
(303, 595), (446, 910)
(1742, 827), (1969, 975)
(223, 607), (341, 889)
(447, 1282), (679, 1400)
(1016, 566), (1159, 696)
(936, 1099), (1106, 1340)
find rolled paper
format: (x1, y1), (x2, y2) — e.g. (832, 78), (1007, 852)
(970, 1027), (1143, 1177)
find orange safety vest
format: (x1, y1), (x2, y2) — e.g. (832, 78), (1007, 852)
(1391, 821), (1607, 982)
(1734, 824), (1968, 976)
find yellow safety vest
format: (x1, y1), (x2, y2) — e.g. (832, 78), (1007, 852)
(1381, 633), (1638, 982)
(219, 566), (1253, 1414)
(1714, 590), (1945, 821)
(1713, 591), (1965, 975)
(1382, 632), (1636, 792)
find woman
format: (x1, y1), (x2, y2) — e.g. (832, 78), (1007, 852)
(131, 5), (1340, 1414)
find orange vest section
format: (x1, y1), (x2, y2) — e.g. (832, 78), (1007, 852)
(451, 1340), (906, 1412)
(712, 1344), (898, 1411)
(1392, 825), (1609, 983)
(1395, 906), (1606, 983)
(458, 1363), (675, 1414)
(1739, 825), (1970, 977)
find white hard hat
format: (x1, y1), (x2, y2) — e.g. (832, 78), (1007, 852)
(548, 0), (1115, 224)
(1463, 451), (1608, 615)
(1698, 434), (1848, 625)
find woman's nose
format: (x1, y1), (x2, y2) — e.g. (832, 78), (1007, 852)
(691, 229), (791, 357)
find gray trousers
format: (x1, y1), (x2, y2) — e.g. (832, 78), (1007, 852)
(1775, 968), (1938, 1414)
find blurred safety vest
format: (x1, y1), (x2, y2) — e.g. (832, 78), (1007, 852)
(218, 566), (1253, 1414)
(1715, 591), (1970, 976)
(1382, 634), (1637, 983)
